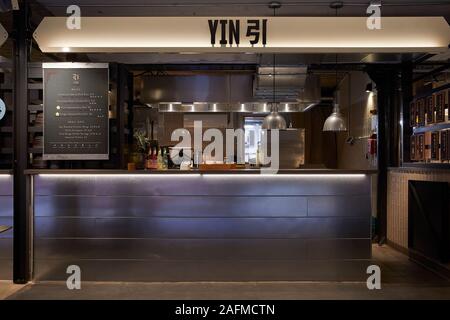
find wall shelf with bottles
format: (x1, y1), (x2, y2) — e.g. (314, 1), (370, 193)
(408, 79), (450, 167)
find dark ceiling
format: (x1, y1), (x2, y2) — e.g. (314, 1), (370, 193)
(23, 0), (448, 65)
(0, 1), (447, 73)
(34, 0), (450, 21)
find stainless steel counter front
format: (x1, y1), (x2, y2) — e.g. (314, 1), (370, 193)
(29, 170), (374, 281)
(0, 172), (13, 280)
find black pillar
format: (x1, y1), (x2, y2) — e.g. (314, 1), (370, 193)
(13, 0), (31, 283)
(117, 64), (127, 169)
(367, 65), (402, 244)
(400, 63), (413, 164)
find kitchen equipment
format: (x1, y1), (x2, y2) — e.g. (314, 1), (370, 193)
(180, 160), (191, 171)
(193, 150), (202, 168)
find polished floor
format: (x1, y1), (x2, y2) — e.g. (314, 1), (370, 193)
(2, 244), (450, 300)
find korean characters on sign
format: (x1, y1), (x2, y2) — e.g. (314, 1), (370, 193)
(208, 19), (268, 47)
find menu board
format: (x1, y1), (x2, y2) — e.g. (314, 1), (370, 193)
(43, 63), (109, 160)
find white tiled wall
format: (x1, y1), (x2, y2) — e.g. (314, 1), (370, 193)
(387, 168), (450, 249)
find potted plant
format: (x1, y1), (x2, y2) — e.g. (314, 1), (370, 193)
(132, 129), (149, 169)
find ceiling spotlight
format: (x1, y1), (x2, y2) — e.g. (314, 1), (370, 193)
(365, 83), (373, 93)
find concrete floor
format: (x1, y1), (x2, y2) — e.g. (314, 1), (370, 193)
(2, 245), (450, 300)
(0, 281), (24, 300)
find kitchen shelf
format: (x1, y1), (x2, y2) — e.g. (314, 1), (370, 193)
(28, 63), (43, 79)
(0, 62), (12, 69)
(28, 104), (43, 112)
(28, 83), (43, 90)
(28, 126), (43, 133)
(413, 122), (450, 134)
(28, 147), (43, 153)
(0, 126), (12, 133)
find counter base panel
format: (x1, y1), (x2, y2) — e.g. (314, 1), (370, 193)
(34, 260), (372, 282)
(0, 175), (13, 280)
(32, 174), (372, 281)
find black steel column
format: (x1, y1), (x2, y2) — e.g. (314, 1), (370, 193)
(13, 0), (31, 283)
(117, 64), (127, 169)
(401, 63), (413, 164)
(367, 65), (402, 244)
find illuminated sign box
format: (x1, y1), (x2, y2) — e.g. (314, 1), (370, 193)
(33, 16), (450, 53)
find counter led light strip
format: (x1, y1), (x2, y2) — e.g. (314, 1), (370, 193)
(202, 174), (366, 179)
(37, 174), (202, 178)
(37, 173), (367, 179)
(0, 174), (11, 179)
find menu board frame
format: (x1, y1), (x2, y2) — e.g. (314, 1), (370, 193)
(42, 62), (109, 160)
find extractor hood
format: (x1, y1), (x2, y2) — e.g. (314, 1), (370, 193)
(254, 66), (321, 107)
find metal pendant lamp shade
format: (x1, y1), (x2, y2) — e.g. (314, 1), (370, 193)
(323, 103), (347, 131)
(262, 104), (287, 130)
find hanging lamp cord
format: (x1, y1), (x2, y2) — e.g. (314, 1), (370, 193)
(272, 6), (276, 111)
(335, 6), (338, 94)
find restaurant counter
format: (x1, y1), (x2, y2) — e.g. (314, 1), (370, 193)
(25, 169), (376, 281)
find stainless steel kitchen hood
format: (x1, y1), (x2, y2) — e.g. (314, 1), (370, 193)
(147, 102), (318, 113)
(140, 66), (321, 112)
